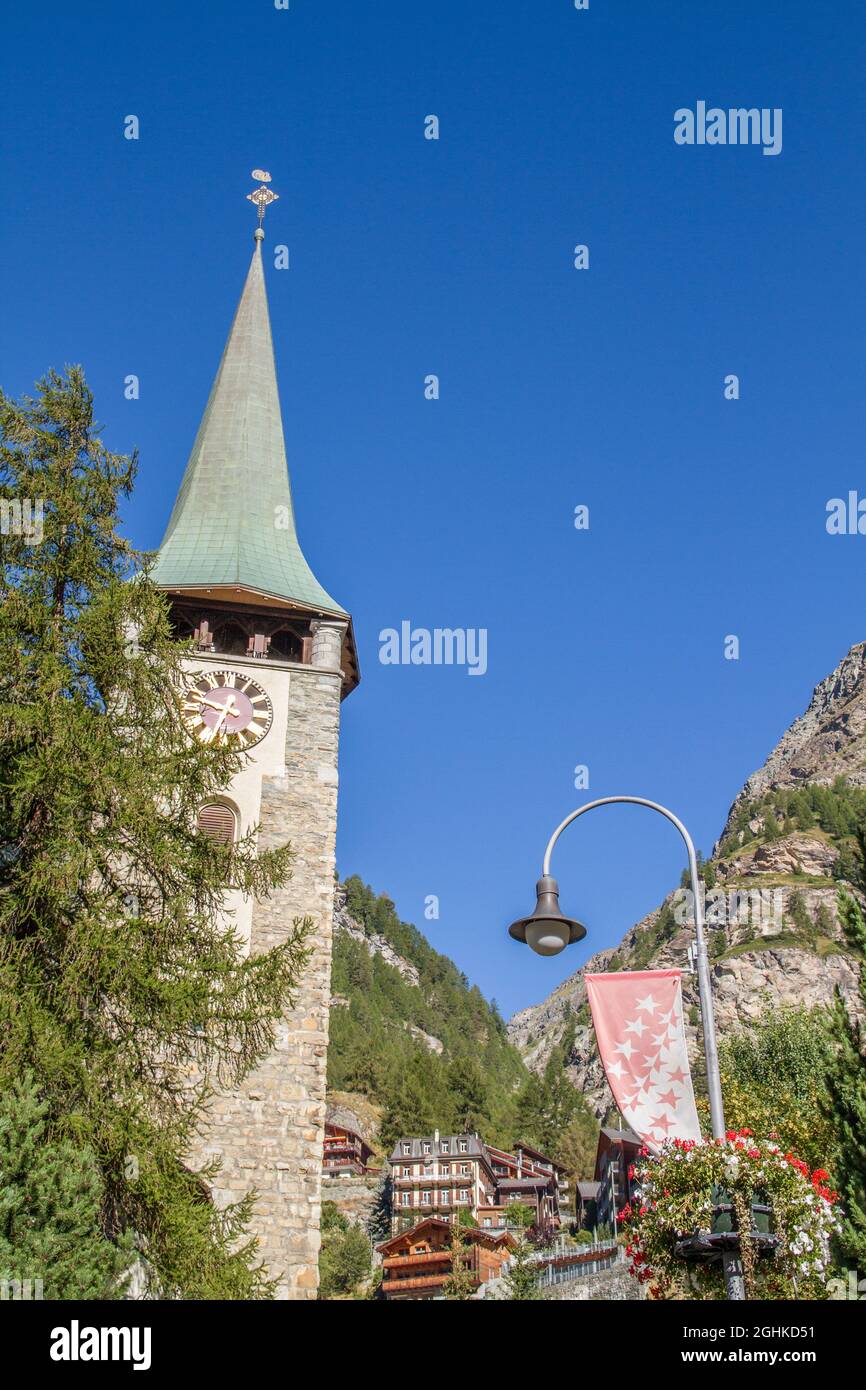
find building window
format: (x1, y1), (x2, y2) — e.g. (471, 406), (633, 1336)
(401, 1193), (410, 1207)
(402, 1143), (411, 1155)
(459, 1189), (469, 1203)
(196, 802), (237, 845)
(441, 1141), (450, 1153)
(483, 1217), (491, 1228)
(421, 1191), (432, 1205)
(441, 1164), (450, 1176)
(423, 1142), (431, 1155)
(441, 1190), (450, 1205)
(402, 1166), (410, 1177)
(461, 1163), (470, 1175)
(459, 1141), (467, 1153)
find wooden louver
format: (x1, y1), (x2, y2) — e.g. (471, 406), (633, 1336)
(196, 802), (236, 845)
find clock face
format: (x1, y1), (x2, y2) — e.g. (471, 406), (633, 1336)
(182, 670), (274, 748)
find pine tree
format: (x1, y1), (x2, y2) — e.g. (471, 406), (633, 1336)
(0, 368), (311, 1297)
(0, 1070), (134, 1299)
(447, 1056), (488, 1133)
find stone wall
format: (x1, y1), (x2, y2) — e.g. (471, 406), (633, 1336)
(194, 654), (344, 1299)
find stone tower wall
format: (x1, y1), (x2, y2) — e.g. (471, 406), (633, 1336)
(198, 628), (345, 1299)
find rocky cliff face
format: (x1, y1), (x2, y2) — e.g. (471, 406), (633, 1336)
(718, 640), (866, 843)
(507, 642), (866, 1118)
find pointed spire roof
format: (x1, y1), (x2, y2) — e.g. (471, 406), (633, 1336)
(152, 228), (347, 617)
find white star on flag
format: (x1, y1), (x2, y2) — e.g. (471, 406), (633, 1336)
(634, 992), (659, 1014)
(585, 969), (702, 1152)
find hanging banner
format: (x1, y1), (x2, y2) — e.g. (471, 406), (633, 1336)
(585, 969), (702, 1152)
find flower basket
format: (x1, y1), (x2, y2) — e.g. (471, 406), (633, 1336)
(620, 1132), (839, 1299)
(674, 1185), (779, 1264)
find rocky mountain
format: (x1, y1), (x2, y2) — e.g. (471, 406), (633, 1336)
(507, 641), (866, 1118)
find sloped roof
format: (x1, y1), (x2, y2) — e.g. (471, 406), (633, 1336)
(152, 230), (346, 617)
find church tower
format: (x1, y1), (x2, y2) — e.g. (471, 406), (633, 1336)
(152, 173), (358, 1299)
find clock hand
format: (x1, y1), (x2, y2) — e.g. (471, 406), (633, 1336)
(201, 704), (230, 744)
(196, 693), (233, 712)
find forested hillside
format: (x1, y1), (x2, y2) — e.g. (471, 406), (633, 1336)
(327, 876), (598, 1173)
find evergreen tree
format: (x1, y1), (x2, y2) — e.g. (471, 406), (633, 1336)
(763, 809), (781, 842)
(447, 1056), (488, 1133)
(514, 1049), (580, 1155)
(0, 1070), (133, 1299)
(0, 368), (310, 1297)
(379, 1053), (441, 1149)
(318, 1204), (371, 1298)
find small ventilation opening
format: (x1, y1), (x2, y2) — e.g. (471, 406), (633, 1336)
(197, 803), (237, 845)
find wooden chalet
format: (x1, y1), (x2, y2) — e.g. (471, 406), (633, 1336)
(376, 1217), (516, 1300)
(594, 1127), (641, 1228)
(323, 1120), (376, 1176)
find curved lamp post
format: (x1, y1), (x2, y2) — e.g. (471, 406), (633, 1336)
(508, 795), (745, 1300)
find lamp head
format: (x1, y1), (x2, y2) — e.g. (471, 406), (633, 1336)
(508, 875), (586, 957)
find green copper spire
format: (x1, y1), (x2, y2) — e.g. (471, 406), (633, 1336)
(152, 216), (346, 617)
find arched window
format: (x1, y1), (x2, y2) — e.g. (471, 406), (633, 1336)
(196, 802), (237, 845)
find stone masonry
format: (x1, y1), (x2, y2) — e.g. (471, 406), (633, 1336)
(195, 623), (345, 1300)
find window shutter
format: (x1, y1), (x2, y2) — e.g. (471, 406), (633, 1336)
(197, 803), (236, 844)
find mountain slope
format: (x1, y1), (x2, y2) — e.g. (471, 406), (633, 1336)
(507, 641), (866, 1118)
(327, 877), (529, 1151)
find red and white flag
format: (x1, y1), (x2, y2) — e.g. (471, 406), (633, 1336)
(585, 969), (701, 1152)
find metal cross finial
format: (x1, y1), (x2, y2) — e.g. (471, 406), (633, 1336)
(247, 169), (279, 225)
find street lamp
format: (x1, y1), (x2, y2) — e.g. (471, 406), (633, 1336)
(507, 794), (745, 1301)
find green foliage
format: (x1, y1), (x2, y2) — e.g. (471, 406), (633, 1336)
(719, 778), (866, 864)
(504, 1202), (535, 1230)
(717, 1004), (837, 1170)
(318, 1211), (371, 1299)
(626, 901), (679, 971)
(502, 1237), (540, 1300)
(679, 851), (715, 890)
(0, 368), (310, 1297)
(442, 1230), (476, 1299)
(329, 877), (528, 1149)
(0, 1070), (134, 1299)
(824, 892), (866, 1275)
(513, 1043), (597, 1173)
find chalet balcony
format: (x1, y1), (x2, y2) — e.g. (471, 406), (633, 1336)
(380, 1273), (450, 1295)
(382, 1251), (452, 1270)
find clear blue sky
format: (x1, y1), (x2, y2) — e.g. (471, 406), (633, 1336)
(2, 1), (865, 1018)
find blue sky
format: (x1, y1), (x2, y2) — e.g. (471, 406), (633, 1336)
(2, 1), (865, 1018)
